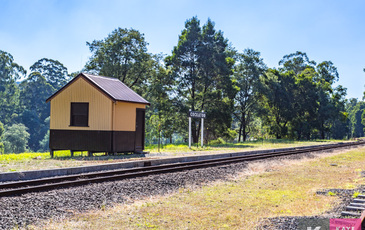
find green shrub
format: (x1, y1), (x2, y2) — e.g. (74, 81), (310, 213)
(224, 128), (237, 142)
(0, 142), (4, 154)
(209, 137), (226, 145)
(3, 123), (30, 154)
(38, 130), (49, 152)
(352, 191), (361, 198)
(327, 191), (337, 196)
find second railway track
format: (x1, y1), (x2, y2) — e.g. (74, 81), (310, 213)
(0, 141), (364, 197)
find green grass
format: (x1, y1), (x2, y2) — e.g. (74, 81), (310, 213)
(0, 139), (349, 172)
(145, 139), (345, 153)
(0, 152), (49, 161)
(0, 150), (86, 162)
(0, 150), (120, 172)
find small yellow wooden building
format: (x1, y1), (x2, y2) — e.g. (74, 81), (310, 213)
(46, 73), (149, 156)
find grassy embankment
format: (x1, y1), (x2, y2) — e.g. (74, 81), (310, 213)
(0, 139), (345, 172)
(145, 138), (342, 153)
(32, 146), (365, 230)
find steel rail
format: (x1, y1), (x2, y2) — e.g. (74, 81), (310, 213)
(0, 141), (358, 190)
(0, 141), (351, 189)
(0, 141), (363, 197)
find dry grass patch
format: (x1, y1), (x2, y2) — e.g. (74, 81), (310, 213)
(32, 147), (365, 230)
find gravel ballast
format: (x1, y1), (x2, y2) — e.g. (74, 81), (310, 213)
(0, 148), (359, 229)
(0, 161), (250, 229)
(257, 188), (363, 230)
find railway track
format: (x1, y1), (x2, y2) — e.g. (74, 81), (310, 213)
(341, 194), (365, 229)
(0, 141), (364, 197)
(342, 194), (365, 217)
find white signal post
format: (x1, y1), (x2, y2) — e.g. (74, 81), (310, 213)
(201, 110), (204, 148)
(189, 109), (191, 148)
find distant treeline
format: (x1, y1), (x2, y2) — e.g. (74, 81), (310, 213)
(0, 16), (364, 154)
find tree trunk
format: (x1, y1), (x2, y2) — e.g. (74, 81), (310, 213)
(306, 133), (310, 140)
(242, 125), (247, 142)
(238, 121), (243, 142)
(297, 125), (302, 140)
(192, 124), (197, 143)
(242, 111), (247, 141)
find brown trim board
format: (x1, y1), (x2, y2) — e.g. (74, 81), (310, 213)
(49, 129), (136, 152)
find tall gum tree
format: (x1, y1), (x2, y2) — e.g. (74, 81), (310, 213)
(261, 51), (347, 139)
(145, 54), (176, 144)
(166, 17), (235, 143)
(233, 49), (266, 142)
(30, 58), (69, 90)
(19, 72), (54, 151)
(0, 50), (26, 124)
(259, 69), (296, 139)
(84, 28), (152, 94)
(259, 52), (317, 139)
(315, 61), (346, 139)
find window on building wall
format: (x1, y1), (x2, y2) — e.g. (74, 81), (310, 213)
(70, 102), (89, 127)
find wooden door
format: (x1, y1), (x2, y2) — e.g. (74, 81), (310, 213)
(135, 109), (145, 152)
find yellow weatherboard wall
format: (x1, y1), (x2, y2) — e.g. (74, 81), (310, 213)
(50, 77), (113, 130)
(113, 101), (146, 131)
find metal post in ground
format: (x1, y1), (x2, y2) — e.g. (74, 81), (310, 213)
(158, 123), (161, 152)
(189, 109), (191, 149)
(201, 110), (204, 148)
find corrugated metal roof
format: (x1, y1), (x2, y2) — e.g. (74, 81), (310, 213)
(46, 73), (150, 105)
(82, 73), (150, 104)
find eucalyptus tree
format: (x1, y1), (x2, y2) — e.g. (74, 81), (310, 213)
(145, 54), (176, 145)
(165, 17), (201, 113)
(0, 50), (26, 125)
(267, 52), (347, 139)
(290, 68), (318, 139)
(233, 49), (266, 142)
(166, 17), (235, 142)
(259, 67), (318, 140)
(84, 28), (152, 93)
(2, 123), (30, 154)
(0, 121), (4, 154)
(315, 61), (346, 139)
(19, 72), (54, 150)
(259, 69), (296, 139)
(20, 58), (67, 151)
(266, 51), (318, 139)
(349, 100), (365, 137)
(19, 72), (54, 121)
(0, 50), (25, 90)
(279, 51), (316, 75)
(261, 67), (319, 140)
(30, 58), (69, 90)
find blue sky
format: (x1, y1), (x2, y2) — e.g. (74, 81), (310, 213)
(1, 0), (364, 99)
